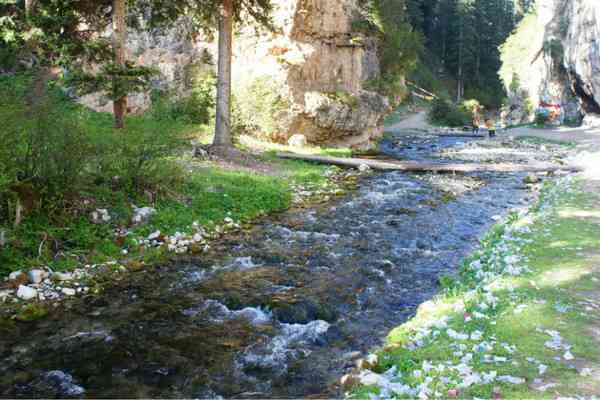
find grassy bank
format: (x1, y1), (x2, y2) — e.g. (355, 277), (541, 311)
(0, 73), (345, 277)
(350, 176), (600, 399)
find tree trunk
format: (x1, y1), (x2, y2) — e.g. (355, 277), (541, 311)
(25, 0), (37, 18)
(456, 16), (464, 103)
(213, 0), (234, 148)
(112, 0), (127, 129)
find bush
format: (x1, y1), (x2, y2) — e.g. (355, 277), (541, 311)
(232, 76), (291, 140)
(0, 73), (187, 226)
(429, 98), (471, 127)
(151, 71), (216, 125)
(0, 84), (94, 223)
(100, 119), (187, 194)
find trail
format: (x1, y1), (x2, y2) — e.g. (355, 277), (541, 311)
(385, 110), (432, 134)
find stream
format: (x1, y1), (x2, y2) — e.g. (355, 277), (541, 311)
(0, 133), (568, 398)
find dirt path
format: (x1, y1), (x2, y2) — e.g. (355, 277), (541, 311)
(386, 111), (432, 133)
(507, 125), (600, 151)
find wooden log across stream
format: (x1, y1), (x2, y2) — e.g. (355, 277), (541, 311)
(276, 152), (581, 174)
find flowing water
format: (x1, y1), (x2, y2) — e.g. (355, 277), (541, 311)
(0, 134), (564, 398)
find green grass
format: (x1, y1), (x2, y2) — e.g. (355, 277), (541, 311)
(351, 177), (600, 399)
(0, 73), (340, 277)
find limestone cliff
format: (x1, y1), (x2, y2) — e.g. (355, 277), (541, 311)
(500, 0), (600, 126)
(80, 0), (390, 149)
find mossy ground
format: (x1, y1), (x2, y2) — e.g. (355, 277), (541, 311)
(352, 177), (600, 399)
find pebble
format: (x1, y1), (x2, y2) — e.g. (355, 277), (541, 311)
(17, 285), (38, 300)
(148, 230), (161, 240)
(61, 288), (76, 296)
(53, 272), (73, 282)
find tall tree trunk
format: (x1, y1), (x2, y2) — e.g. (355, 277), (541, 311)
(112, 0), (127, 129)
(25, 0), (36, 18)
(456, 13), (464, 103)
(213, 0), (234, 148)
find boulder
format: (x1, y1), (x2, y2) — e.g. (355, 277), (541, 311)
(523, 174), (541, 185)
(8, 270), (26, 281)
(581, 113), (600, 128)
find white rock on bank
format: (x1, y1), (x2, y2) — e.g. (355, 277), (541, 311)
(148, 230), (161, 240)
(288, 134), (308, 148)
(28, 269), (48, 284)
(53, 272), (74, 282)
(17, 285), (38, 300)
(358, 164), (371, 173)
(8, 270), (24, 281)
(132, 206), (156, 225)
(91, 208), (111, 224)
(62, 288), (77, 296)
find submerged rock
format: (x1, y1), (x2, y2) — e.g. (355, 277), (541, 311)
(29, 371), (85, 398)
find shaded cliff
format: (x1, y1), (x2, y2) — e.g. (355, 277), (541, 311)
(500, 0), (600, 126)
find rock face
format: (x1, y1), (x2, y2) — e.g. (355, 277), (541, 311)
(80, 0), (389, 148)
(235, 0), (389, 148)
(502, 0), (600, 126)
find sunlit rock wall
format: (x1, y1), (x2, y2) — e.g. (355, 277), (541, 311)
(81, 0), (389, 149)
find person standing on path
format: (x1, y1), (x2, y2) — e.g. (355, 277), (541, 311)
(472, 114), (481, 135)
(485, 118), (496, 138)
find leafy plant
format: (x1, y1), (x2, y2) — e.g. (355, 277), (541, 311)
(429, 97), (471, 127)
(232, 76), (291, 140)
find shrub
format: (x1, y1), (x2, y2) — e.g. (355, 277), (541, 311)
(0, 86), (93, 223)
(232, 76), (291, 140)
(429, 98), (471, 127)
(151, 71), (216, 125)
(0, 73), (188, 226)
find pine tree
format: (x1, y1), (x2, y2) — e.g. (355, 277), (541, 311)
(112, 0), (128, 129)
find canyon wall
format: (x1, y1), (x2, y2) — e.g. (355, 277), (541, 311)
(80, 0), (390, 149)
(501, 0), (600, 126)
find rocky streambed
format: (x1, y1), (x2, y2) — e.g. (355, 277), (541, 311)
(0, 134), (572, 399)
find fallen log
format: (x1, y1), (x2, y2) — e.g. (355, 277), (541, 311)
(276, 152), (581, 174)
(435, 133), (487, 139)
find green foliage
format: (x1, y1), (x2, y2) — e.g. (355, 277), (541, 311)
(15, 303), (49, 322)
(356, 0), (423, 101)
(66, 61), (157, 101)
(0, 73), (187, 227)
(544, 38), (565, 71)
(151, 70), (216, 126)
(232, 76), (291, 139)
(428, 97), (471, 127)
